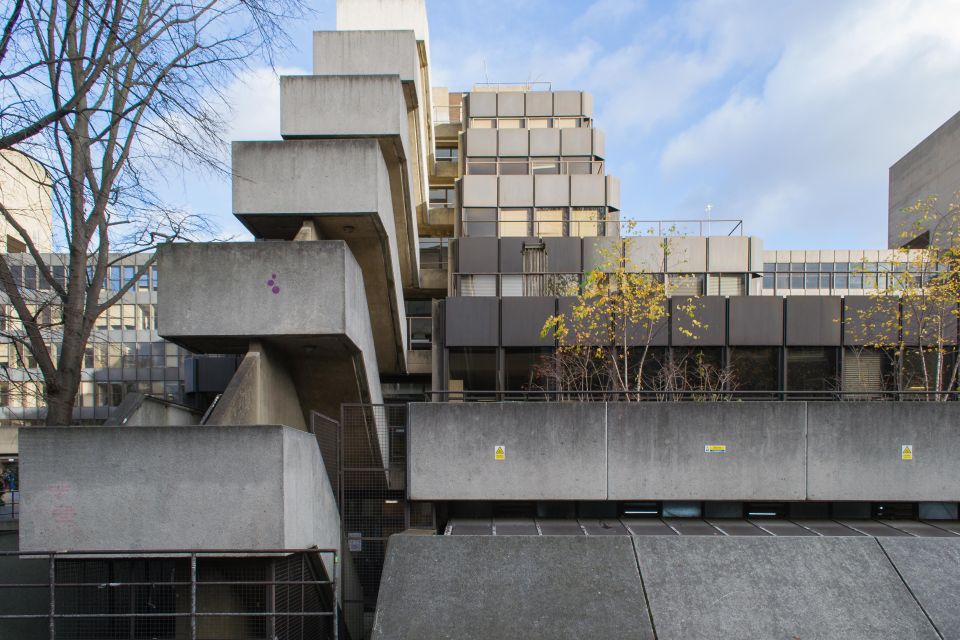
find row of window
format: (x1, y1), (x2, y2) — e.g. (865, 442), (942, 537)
(456, 273), (748, 297)
(762, 271), (940, 291)
(6, 262), (158, 292)
(763, 261), (940, 273)
(462, 207), (611, 238)
(447, 346), (949, 394)
(0, 339), (182, 371)
(465, 158), (604, 176)
(470, 117), (591, 129)
(418, 238), (450, 270)
(1, 303), (160, 333)
(0, 379), (182, 409)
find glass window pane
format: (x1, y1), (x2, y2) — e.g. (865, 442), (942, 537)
(467, 160), (497, 175)
(499, 159), (529, 175)
(470, 118), (495, 129)
(534, 208), (564, 237)
(497, 118), (524, 129)
(729, 347), (780, 393)
(531, 158), (560, 175)
(501, 275), (523, 296)
(459, 275), (497, 296)
(786, 347), (837, 394)
(554, 117), (580, 128)
(571, 208), (600, 237)
(499, 209), (530, 237)
(463, 208), (497, 237)
(448, 348), (497, 392)
(527, 117), (551, 129)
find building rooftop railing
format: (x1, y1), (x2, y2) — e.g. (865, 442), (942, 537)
(425, 389), (959, 402)
(472, 82), (552, 92)
(624, 219), (744, 237)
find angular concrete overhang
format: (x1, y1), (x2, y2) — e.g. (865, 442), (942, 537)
(229, 144), (407, 372)
(19, 425), (340, 562)
(157, 241), (389, 394)
(279, 74), (422, 289)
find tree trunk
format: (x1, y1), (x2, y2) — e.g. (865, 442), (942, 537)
(45, 369), (80, 425)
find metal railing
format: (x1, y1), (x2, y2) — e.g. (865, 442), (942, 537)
(626, 219), (744, 237)
(426, 389), (960, 402)
(472, 82), (552, 92)
(0, 548), (339, 640)
(467, 115), (591, 129)
(465, 158), (605, 176)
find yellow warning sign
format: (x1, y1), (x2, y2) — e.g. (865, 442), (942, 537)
(901, 445), (913, 461)
(704, 445), (727, 453)
(495, 445), (506, 461)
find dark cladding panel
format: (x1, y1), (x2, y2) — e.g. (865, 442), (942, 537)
(786, 296), (842, 346)
(844, 295), (900, 345)
(543, 237), (582, 273)
(445, 297), (499, 346)
(499, 237), (536, 274)
(456, 237), (499, 274)
(627, 300), (669, 346)
(729, 297), (783, 346)
(501, 297), (557, 346)
(672, 296), (726, 346)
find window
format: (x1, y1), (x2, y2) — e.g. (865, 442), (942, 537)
(668, 274), (704, 296)
(504, 349), (551, 391)
(109, 266), (122, 291)
(430, 188), (454, 208)
(448, 348), (497, 392)
(554, 117), (580, 128)
(729, 347), (780, 394)
(534, 208), (564, 237)
(0, 383), (7, 407)
(419, 238), (449, 270)
(571, 208), (600, 237)
(151, 266), (159, 291)
(546, 273), (580, 296)
(459, 275), (496, 296)
(95, 382), (124, 407)
(706, 274), (745, 296)
(406, 300), (432, 351)
(498, 118), (524, 129)
(436, 147), (458, 162)
(527, 117), (551, 128)
(842, 347), (892, 396)
(566, 156), (594, 175)
(531, 158), (560, 175)
(786, 347), (838, 395)
(5, 236), (26, 253)
(470, 118), (495, 128)
(499, 158), (528, 175)
(499, 209), (530, 237)
(466, 160), (497, 175)
(462, 208), (497, 237)
(52, 265), (66, 289)
(501, 275), (523, 296)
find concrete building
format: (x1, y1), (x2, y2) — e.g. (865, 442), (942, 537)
(889, 109), (960, 248)
(5, 1), (960, 639)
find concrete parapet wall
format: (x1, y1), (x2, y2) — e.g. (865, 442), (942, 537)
(19, 426), (341, 555)
(409, 401), (960, 501)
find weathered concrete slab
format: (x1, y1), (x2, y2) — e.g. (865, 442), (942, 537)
(371, 535), (653, 640)
(19, 426), (340, 558)
(807, 402), (960, 501)
(880, 538), (960, 638)
(607, 402), (807, 500)
(407, 402), (606, 500)
(634, 536), (939, 639)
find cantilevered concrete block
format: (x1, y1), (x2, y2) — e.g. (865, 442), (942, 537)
(20, 425), (341, 556)
(158, 241), (394, 388)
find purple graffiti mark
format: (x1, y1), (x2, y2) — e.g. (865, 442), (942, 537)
(266, 273), (281, 295)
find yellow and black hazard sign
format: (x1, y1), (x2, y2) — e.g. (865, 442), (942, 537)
(494, 445), (506, 461)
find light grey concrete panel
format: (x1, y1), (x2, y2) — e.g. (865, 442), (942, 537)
(372, 535), (653, 640)
(749, 237), (764, 271)
(461, 174), (498, 207)
(608, 403), (807, 500)
(880, 538), (960, 638)
(593, 129), (605, 158)
(634, 536), (939, 640)
(707, 236), (750, 272)
(529, 128), (561, 156)
(501, 297), (556, 346)
(497, 92), (525, 117)
(560, 128), (593, 156)
(807, 402), (960, 501)
(671, 296), (726, 346)
(729, 297), (783, 345)
(553, 91), (583, 116)
(312, 31), (417, 82)
(497, 129), (529, 157)
(19, 426), (341, 554)
(465, 129), (497, 157)
(525, 91), (553, 116)
(583, 236), (622, 272)
(498, 175), (534, 206)
(534, 175), (570, 206)
(407, 403), (607, 500)
(625, 236), (666, 272)
(666, 236), (707, 272)
(456, 237), (499, 273)
(844, 295), (900, 345)
(786, 296), (842, 346)
(570, 174), (606, 206)
(581, 92), (594, 117)
(444, 297), (499, 347)
(467, 91), (496, 118)
(543, 237), (582, 273)
(280, 75), (407, 141)
(606, 175), (621, 210)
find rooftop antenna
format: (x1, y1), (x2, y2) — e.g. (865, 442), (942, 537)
(705, 203), (713, 236)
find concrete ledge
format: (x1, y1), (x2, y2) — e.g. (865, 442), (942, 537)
(608, 402), (807, 500)
(372, 535), (653, 640)
(19, 426), (340, 555)
(408, 403), (606, 500)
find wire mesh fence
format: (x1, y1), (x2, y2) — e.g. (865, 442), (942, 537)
(0, 549), (338, 640)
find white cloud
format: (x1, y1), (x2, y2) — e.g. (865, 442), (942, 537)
(223, 65), (308, 142)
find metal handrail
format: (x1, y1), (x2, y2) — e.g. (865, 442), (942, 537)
(626, 219), (744, 237)
(472, 82), (553, 91)
(425, 389), (959, 402)
(466, 158), (605, 175)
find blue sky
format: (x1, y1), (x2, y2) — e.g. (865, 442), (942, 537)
(163, 0), (960, 249)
